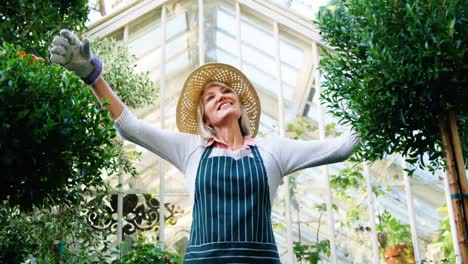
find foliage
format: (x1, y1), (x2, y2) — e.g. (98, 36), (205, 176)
(286, 118), (317, 139)
(317, 0), (468, 170)
(0, 0), (89, 58)
(0, 43), (120, 210)
(434, 209), (456, 264)
(0, 199), (112, 264)
(330, 166), (365, 196)
(293, 203), (332, 264)
(92, 38), (158, 109)
(113, 235), (183, 264)
(0, 201), (37, 263)
(376, 211), (412, 250)
(331, 165), (387, 229)
(294, 240), (330, 264)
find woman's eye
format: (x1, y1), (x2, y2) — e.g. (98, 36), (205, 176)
(206, 96), (214, 102)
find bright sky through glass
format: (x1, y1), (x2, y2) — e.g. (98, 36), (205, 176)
(271, 0), (330, 20)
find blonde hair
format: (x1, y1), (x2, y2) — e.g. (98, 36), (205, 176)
(197, 82), (251, 139)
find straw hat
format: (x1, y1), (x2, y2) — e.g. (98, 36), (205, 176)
(176, 63), (261, 137)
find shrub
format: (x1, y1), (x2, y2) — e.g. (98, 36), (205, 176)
(0, 43), (118, 210)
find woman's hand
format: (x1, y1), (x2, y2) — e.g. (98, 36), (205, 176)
(50, 29), (103, 86)
(50, 29), (124, 120)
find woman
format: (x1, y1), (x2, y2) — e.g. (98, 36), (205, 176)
(50, 29), (358, 264)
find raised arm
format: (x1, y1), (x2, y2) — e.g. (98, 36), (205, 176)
(50, 29), (124, 120)
(264, 132), (360, 176)
(49, 29), (199, 172)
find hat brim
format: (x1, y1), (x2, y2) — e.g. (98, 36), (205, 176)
(176, 63), (261, 137)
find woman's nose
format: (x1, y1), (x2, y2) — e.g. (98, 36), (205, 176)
(216, 94), (225, 102)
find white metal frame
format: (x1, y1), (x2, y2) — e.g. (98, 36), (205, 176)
(159, 4), (167, 246)
(364, 164), (380, 263)
(312, 41), (337, 264)
(402, 160), (421, 262)
(273, 21), (295, 264)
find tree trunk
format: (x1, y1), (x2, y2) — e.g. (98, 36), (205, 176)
(438, 110), (468, 262)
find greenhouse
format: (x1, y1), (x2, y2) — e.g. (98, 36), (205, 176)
(1, 0), (466, 263)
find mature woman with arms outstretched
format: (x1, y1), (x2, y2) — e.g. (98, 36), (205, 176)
(50, 29), (359, 264)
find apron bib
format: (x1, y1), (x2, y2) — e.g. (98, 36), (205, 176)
(184, 145), (280, 264)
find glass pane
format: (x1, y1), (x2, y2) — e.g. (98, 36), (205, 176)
(281, 63), (297, 87)
(243, 63), (277, 94)
(166, 12), (188, 40)
(307, 88), (315, 102)
(282, 83), (294, 100)
(166, 52), (190, 77)
(259, 112), (278, 136)
(303, 103), (319, 121)
(216, 8), (235, 34)
(215, 31), (237, 55)
(279, 38), (303, 68)
(133, 48), (160, 73)
(166, 33), (189, 60)
(128, 25), (161, 57)
(216, 49), (237, 66)
(241, 19), (274, 55)
(241, 44), (275, 75)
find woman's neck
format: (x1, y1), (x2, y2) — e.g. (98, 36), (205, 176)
(213, 121), (244, 150)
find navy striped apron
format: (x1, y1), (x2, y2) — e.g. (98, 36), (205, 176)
(184, 145), (280, 263)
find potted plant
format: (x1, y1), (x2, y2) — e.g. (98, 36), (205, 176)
(377, 211), (415, 264)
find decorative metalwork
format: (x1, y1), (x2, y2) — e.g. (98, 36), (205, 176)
(86, 193), (183, 237)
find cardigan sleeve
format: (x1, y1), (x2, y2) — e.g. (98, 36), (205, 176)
(263, 132), (359, 176)
(113, 107), (200, 174)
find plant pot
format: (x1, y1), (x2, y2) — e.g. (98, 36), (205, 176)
(384, 245), (415, 264)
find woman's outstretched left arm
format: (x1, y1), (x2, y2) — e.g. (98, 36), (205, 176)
(269, 131), (360, 176)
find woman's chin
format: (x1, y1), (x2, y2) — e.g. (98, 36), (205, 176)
(211, 111), (241, 126)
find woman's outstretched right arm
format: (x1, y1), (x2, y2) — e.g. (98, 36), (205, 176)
(90, 77), (125, 120)
(50, 29), (199, 173)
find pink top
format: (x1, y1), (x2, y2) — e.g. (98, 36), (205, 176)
(204, 136), (255, 150)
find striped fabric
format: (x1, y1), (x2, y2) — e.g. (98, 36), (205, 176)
(184, 146), (280, 264)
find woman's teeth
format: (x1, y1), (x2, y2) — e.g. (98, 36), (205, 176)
(220, 103), (231, 110)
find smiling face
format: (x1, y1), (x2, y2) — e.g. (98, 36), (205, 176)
(201, 84), (242, 128)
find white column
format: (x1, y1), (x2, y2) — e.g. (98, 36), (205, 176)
(401, 160), (421, 262)
(273, 21), (294, 264)
(312, 41), (337, 264)
(117, 170), (123, 245)
(159, 4), (167, 247)
(117, 25), (129, 247)
(198, 0), (205, 65)
(235, 1), (242, 68)
(443, 170), (463, 264)
(364, 164), (380, 263)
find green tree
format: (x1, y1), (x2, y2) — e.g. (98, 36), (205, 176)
(317, 0), (467, 260)
(0, 0), (89, 58)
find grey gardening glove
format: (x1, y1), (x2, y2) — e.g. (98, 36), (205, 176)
(50, 29), (103, 85)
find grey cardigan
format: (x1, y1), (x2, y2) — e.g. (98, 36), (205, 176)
(114, 107), (359, 204)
